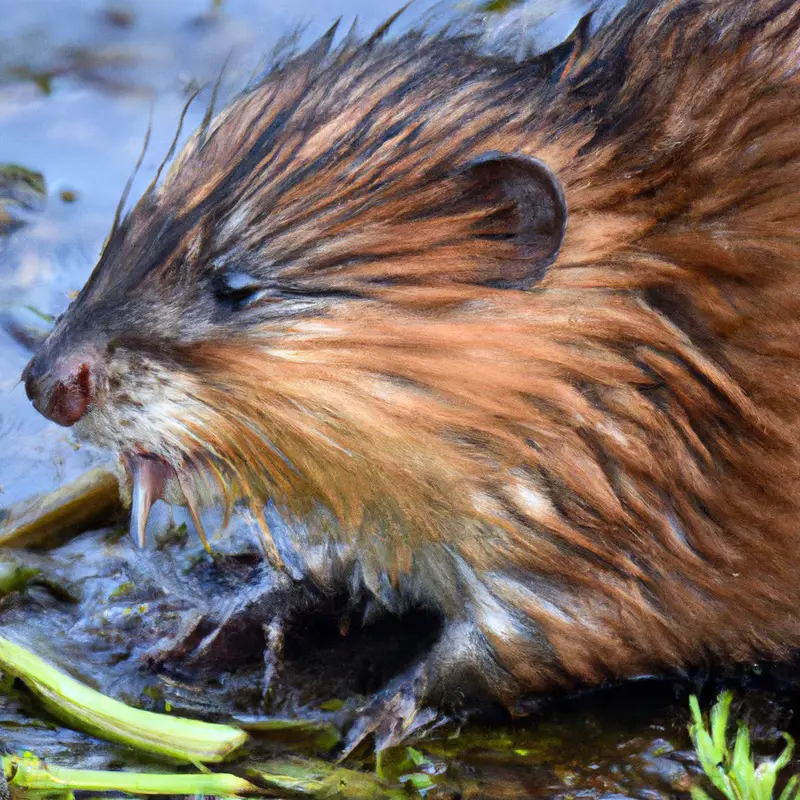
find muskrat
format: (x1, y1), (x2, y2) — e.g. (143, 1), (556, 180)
(21, 0), (800, 748)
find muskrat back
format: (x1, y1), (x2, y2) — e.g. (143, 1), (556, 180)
(22, 0), (800, 746)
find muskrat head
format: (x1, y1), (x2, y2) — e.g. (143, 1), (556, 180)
(22, 34), (567, 556)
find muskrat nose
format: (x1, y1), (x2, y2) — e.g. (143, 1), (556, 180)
(22, 352), (96, 427)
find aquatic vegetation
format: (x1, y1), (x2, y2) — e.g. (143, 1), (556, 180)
(0, 636), (434, 797)
(689, 691), (800, 800)
(0, 635), (247, 763)
(3, 753), (259, 797)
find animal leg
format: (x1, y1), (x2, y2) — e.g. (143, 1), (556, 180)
(340, 619), (510, 754)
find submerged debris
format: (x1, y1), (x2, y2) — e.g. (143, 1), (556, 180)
(0, 468), (121, 549)
(0, 164), (45, 232)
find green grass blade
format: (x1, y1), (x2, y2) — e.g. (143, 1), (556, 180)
(730, 723), (755, 800)
(774, 734), (795, 773)
(710, 692), (733, 760)
(689, 694), (733, 797)
(778, 773), (799, 800)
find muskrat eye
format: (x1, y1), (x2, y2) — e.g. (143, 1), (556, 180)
(211, 271), (264, 310)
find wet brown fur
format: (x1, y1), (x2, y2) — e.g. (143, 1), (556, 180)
(29, 0), (800, 711)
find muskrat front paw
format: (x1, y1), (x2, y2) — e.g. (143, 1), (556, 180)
(340, 665), (443, 755)
(141, 612), (210, 668)
(185, 578), (297, 669)
(142, 575), (298, 673)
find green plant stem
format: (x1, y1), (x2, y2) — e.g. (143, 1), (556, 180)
(3, 754), (260, 796)
(0, 635), (247, 763)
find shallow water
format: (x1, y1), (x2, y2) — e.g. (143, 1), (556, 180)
(0, 1), (798, 798)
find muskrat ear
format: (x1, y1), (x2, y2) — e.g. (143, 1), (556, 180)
(459, 152), (567, 289)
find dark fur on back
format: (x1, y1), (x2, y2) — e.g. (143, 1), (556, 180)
(27, 0), (800, 712)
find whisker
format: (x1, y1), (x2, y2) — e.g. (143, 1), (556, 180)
(219, 405), (301, 477)
(199, 52), (231, 148)
(171, 416), (229, 461)
(171, 410), (290, 555)
(146, 86), (204, 196)
(110, 103), (153, 238)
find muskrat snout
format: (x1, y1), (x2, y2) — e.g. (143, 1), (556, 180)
(22, 350), (97, 427)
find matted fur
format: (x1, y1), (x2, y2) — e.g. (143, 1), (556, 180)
(26, 0), (800, 705)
